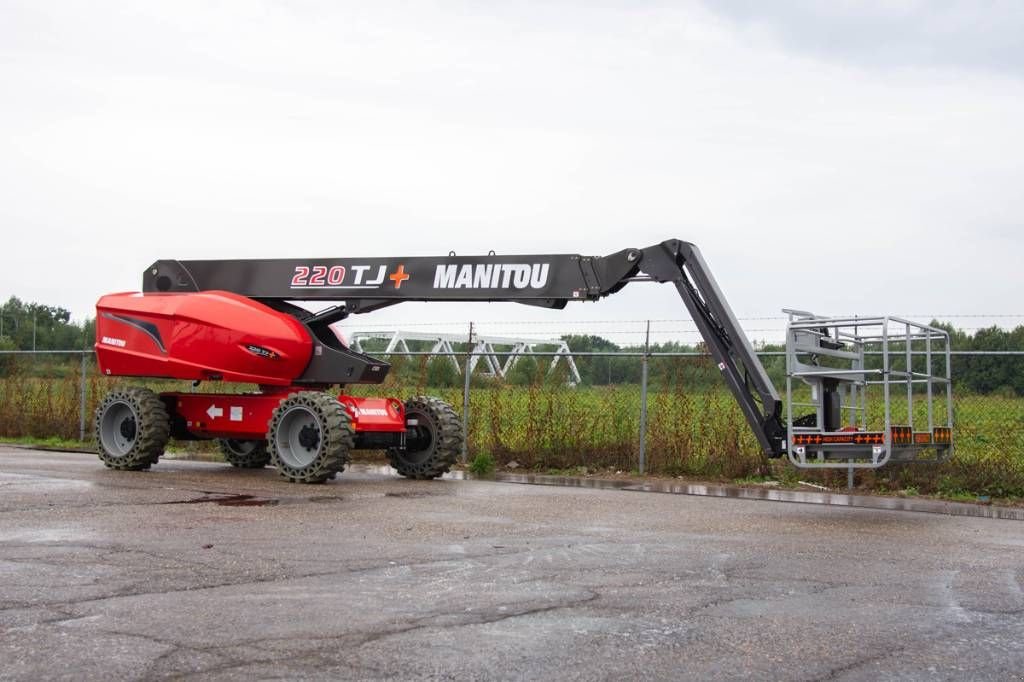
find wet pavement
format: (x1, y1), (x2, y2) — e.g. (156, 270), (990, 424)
(1, 446), (1023, 680)
(488, 472), (1024, 521)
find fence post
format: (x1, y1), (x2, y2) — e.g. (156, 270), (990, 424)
(638, 320), (650, 474)
(79, 352), (88, 442)
(461, 322), (474, 464)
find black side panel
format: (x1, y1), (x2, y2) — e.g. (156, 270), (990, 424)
(822, 379), (842, 431)
(296, 319), (390, 385)
(102, 312), (167, 354)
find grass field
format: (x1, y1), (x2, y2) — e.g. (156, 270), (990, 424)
(1, 365), (1021, 498)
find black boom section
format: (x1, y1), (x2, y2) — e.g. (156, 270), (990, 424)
(142, 239), (785, 456)
(144, 252), (640, 312)
(634, 241), (785, 456)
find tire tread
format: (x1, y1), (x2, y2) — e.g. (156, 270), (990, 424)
(388, 396), (463, 480)
(94, 386), (170, 471)
(267, 392), (353, 484)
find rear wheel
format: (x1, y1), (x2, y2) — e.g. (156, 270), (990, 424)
(267, 392), (353, 484)
(388, 396), (463, 479)
(95, 387), (170, 471)
(218, 439), (271, 469)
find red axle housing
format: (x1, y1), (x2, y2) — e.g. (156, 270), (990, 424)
(167, 392), (405, 440)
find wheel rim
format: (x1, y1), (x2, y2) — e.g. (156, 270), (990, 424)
(99, 401), (138, 457)
(402, 408), (437, 464)
(224, 439), (258, 456)
(275, 405), (322, 469)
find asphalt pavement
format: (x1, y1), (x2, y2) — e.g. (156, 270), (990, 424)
(1, 446), (1022, 680)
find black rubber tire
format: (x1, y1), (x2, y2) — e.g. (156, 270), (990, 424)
(267, 392), (353, 484)
(388, 396), (463, 480)
(94, 386), (170, 471)
(217, 439), (271, 469)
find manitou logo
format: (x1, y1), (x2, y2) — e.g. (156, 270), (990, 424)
(349, 407), (388, 417)
(433, 263), (550, 290)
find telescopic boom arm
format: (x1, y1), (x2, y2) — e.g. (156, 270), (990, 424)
(144, 239), (786, 456)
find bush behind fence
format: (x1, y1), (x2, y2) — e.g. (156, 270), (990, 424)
(1, 351), (1022, 496)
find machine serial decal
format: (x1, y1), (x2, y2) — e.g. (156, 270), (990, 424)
(432, 263), (550, 289)
(244, 344), (278, 359)
(289, 264), (388, 289)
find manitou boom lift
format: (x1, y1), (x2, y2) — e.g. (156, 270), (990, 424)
(94, 239), (951, 483)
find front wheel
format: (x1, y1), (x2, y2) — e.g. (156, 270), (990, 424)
(95, 387), (170, 471)
(267, 392), (353, 484)
(388, 396), (463, 479)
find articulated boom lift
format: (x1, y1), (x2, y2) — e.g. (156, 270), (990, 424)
(94, 239), (951, 483)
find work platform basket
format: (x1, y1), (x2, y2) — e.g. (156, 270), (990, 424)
(784, 311), (953, 469)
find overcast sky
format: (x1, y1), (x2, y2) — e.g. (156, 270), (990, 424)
(2, 1), (1021, 344)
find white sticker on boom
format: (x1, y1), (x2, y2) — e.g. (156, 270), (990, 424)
(230, 406), (243, 421)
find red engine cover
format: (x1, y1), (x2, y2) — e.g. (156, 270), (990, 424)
(95, 291), (312, 385)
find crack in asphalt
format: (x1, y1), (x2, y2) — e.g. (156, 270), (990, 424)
(0, 537), (624, 613)
(147, 592), (602, 679)
(820, 646), (908, 680)
(0, 540), (874, 620)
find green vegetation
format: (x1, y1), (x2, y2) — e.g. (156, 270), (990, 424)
(1, 298), (1021, 500)
(1, 355), (1022, 499)
(733, 475), (776, 486)
(0, 436), (91, 451)
(468, 451), (496, 476)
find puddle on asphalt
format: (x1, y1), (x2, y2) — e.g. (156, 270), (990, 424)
(306, 496), (343, 504)
(163, 493), (279, 507)
(485, 473), (1024, 521)
(163, 492), (352, 507)
(212, 495), (278, 507)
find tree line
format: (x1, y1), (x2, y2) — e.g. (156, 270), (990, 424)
(1, 296), (1021, 395)
(362, 326), (1024, 396)
(560, 325), (1024, 397)
(0, 297), (94, 352)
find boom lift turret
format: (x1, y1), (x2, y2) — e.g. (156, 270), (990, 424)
(93, 239), (951, 483)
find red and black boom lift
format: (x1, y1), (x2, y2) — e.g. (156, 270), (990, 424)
(93, 239), (950, 483)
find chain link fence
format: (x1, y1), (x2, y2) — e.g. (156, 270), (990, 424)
(1, 347), (1022, 495)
